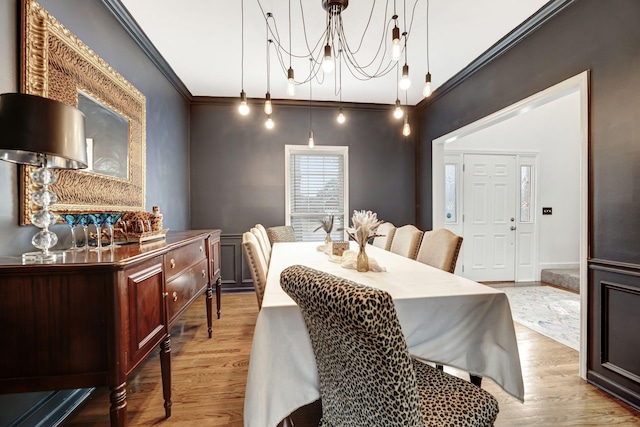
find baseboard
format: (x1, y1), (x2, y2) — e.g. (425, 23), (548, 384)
(538, 262), (580, 271)
(587, 371), (640, 411)
(9, 388), (93, 427)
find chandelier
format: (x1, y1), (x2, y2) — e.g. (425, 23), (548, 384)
(242, 0), (432, 139)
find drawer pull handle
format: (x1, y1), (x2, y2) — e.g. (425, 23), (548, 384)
(199, 246), (203, 252)
(170, 259), (176, 269)
(202, 270), (206, 278)
(172, 291), (178, 302)
(162, 292), (169, 298)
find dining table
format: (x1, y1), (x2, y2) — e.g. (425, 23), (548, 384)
(243, 241), (524, 427)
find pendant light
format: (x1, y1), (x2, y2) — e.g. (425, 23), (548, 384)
(265, 114), (275, 129)
(398, 0), (411, 91)
(264, 17), (273, 116)
(423, 0), (433, 98)
(286, 0), (295, 96)
(264, 18), (274, 129)
(238, 0), (249, 115)
(393, 63), (403, 119)
(336, 48), (345, 124)
(308, 58), (314, 148)
(391, 1), (401, 61)
(402, 92), (411, 136)
(399, 52), (411, 90)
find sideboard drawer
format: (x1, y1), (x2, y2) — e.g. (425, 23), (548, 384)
(164, 239), (207, 281)
(166, 258), (209, 324)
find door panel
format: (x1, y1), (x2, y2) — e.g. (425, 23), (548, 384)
(463, 154), (517, 281)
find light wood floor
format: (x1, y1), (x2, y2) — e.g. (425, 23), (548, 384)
(62, 292), (640, 427)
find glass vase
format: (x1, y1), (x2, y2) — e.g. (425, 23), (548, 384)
(356, 242), (369, 272)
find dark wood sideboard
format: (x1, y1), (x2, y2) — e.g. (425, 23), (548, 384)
(0, 229), (221, 427)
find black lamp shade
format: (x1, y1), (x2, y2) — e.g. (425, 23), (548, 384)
(0, 93), (87, 169)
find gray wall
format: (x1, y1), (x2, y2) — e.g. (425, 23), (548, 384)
(0, 0), (191, 258)
(190, 99), (415, 232)
(0, 0), (191, 423)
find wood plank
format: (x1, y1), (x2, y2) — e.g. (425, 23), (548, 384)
(62, 293), (640, 426)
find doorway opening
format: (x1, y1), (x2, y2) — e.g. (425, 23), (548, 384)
(431, 71), (589, 378)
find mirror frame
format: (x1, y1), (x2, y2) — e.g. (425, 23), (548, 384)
(19, 0), (146, 225)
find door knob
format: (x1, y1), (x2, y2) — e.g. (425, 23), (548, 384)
(510, 226), (517, 231)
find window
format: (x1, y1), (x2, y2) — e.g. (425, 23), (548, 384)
(444, 163), (458, 223)
(285, 145), (349, 242)
(520, 165), (533, 222)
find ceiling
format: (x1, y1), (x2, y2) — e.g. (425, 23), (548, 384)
(119, 0), (549, 105)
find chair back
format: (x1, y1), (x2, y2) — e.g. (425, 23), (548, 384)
(255, 224), (271, 249)
(389, 225), (423, 259)
(242, 232), (268, 309)
(251, 227), (271, 265)
(371, 222), (396, 251)
(281, 265), (425, 427)
(266, 225), (296, 244)
(415, 228), (463, 274)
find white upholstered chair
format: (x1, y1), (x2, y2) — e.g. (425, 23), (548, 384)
(242, 232), (268, 309)
(389, 225), (423, 260)
(415, 228), (463, 274)
(255, 224), (271, 250)
(251, 227), (271, 265)
(372, 222), (396, 251)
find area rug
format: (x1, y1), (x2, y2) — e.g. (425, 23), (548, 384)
(501, 286), (580, 351)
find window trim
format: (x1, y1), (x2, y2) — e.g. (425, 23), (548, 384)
(284, 145), (349, 239)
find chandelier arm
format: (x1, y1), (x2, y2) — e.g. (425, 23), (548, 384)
(298, 0), (329, 60)
(338, 14), (392, 74)
(340, 0), (381, 55)
(339, 26), (397, 80)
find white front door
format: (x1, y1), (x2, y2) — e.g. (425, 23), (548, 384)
(462, 154), (517, 281)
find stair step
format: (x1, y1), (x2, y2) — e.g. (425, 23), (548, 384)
(541, 269), (580, 293)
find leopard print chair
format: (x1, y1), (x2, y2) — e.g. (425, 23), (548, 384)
(280, 265), (499, 427)
(266, 225), (296, 245)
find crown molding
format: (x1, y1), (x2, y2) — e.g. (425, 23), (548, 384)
(416, 0), (576, 111)
(100, 0), (192, 102)
(191, 96), (413, 113)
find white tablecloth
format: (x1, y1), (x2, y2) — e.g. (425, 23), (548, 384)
(244, 242), (524, 427)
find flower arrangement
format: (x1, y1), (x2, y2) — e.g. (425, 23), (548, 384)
(314, 215), (335, 244)
(345, 210), (383, 246)
(345, 210), (384, 272)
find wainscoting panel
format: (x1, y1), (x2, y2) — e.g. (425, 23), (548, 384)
(220, 234), (254, 293)
(588, 260), (640, 410)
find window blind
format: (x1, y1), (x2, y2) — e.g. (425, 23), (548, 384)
(289, 151), (346, 242)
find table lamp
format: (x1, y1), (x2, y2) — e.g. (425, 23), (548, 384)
(0, 93), (88, 262)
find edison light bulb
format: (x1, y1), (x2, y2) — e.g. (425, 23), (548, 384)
(308, 131), (315, 148)
(286, 67), (295, 96)
(337, 107), (346, 124)
(393, 99), (404, 119)
(423, 72), (432, 98)
(264, 93), (273, 114)
(265, 115), (274, 129)
(322, 44), (334, 73)
(399, 64), (411, 90)
(391, 25), (401, 61)
(238, 90), (249, 115)
(403, 120), (411, 136)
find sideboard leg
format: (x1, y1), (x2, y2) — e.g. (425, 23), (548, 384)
(216, 277), (222, 319)
(109, 382), (127, 427)
(206, 285), (213, 338)
(160, 336), (172, 418)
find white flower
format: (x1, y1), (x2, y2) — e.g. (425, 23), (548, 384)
(345, 210), (383, 246)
